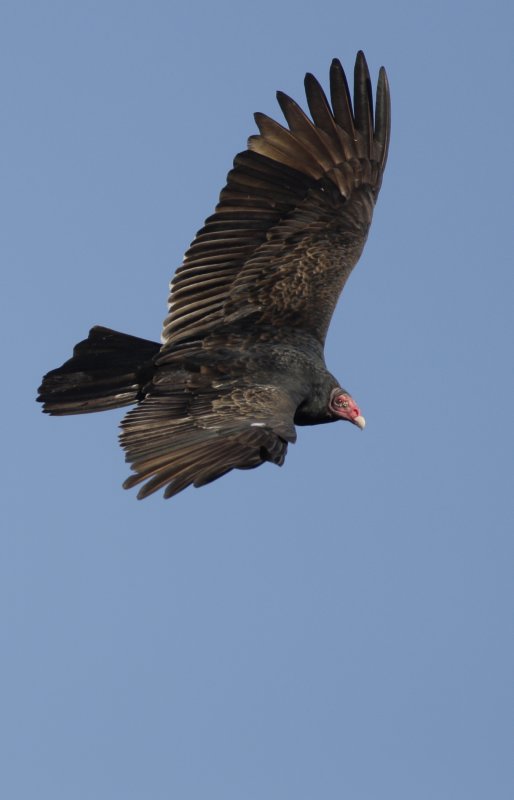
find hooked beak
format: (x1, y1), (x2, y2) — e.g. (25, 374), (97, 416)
(353, 415), (366, 430)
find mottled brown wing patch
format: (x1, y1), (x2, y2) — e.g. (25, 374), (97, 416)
(120, 382), (297, 499)
(160, 52), (390, 351)
(223, 182), (376, 342)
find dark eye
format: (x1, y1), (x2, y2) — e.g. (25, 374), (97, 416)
(335, 398), (349, 408)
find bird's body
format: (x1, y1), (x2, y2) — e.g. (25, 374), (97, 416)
(38, 52), (391, 499)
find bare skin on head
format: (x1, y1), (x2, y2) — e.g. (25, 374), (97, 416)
(330, 390), (366, 430)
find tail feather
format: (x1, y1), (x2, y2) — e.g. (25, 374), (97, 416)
(37, 326), (160, 415)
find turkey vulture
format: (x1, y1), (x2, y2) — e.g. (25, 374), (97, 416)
(38, 51), (391, 499)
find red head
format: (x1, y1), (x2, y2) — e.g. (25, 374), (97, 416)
(329, 389), (366, 429)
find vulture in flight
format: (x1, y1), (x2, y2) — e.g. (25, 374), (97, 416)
(38, 52), (391, 499)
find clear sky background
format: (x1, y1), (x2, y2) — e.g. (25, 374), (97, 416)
(2, 1), (513, 798)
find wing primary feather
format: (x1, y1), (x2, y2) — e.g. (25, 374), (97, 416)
(303, 72), (339, 140)
(374, 66), (391, 172)
(353, 50), (373, 151)
(329, 58), (355, 138)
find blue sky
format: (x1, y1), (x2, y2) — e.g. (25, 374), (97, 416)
(2, 1), (513, 798)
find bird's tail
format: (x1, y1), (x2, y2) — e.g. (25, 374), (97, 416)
(37, 326), (160, 415)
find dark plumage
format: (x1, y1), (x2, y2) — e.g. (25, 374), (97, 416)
(38, 52), (391, 499)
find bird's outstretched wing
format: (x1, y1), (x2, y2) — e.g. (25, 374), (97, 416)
(120, 370), (298, 499)
(160, 51), (390, 353)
